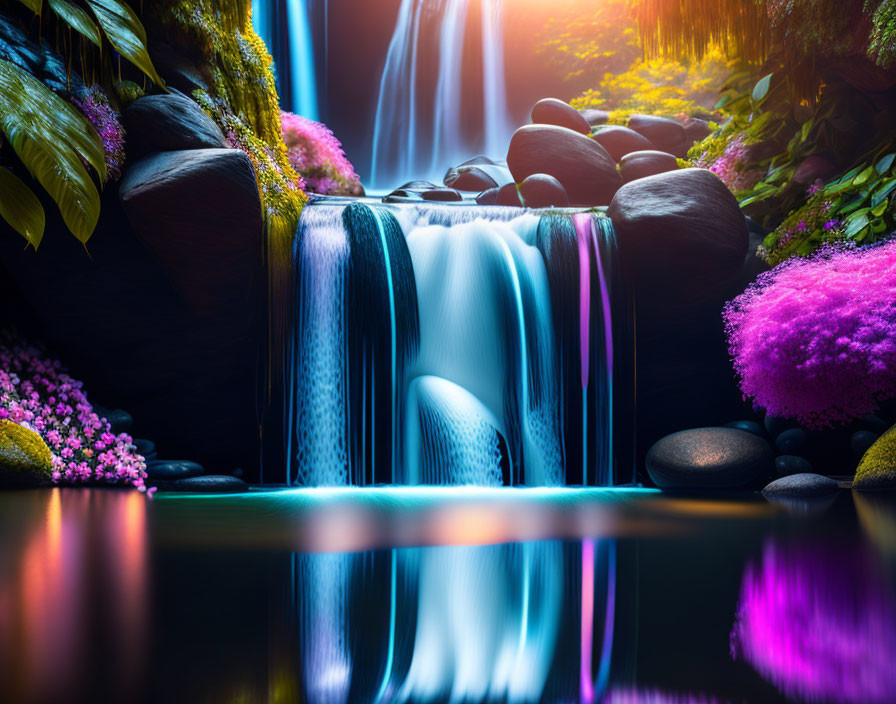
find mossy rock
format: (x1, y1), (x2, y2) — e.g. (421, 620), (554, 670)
(854, 423), (896, 491)
(0, 420), (53, 487)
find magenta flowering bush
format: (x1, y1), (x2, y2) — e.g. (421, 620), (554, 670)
(281, 111), (363, 196)
(0, 333), (148, 491)
(724, 238), (896, 428)
(71, 85), (126, 181)
(694, 133), (763, 193)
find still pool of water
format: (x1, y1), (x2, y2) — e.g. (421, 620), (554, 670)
(1, 487), (894, 704)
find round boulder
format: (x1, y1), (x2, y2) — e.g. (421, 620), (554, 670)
(0, 420), (53, 487)
(124, 93), (226, 158)
(531, 98), (591, 135)
(724, 420), (765, 438)
(607, 168), (749, 315)
(762, 473), (839, 499)
(476, 187), (499, 206)
(592, 125), (654, 162)
(619, 150), (679, 183)
(628, 114), (689, 157)
(156, 474), (249, 493)
(581, 109), (609, 127)
(496, 183), (524, 207)
(444, 166), (497, 192)
(506, 124), (622, 206)
(519, 174), (569, 208)
(146, 459), (205, 480)
(854, 423), (896, 491)
(683, 117), (713, 146)
(646, 427), (774, 490)
(775, 455), (814, 477)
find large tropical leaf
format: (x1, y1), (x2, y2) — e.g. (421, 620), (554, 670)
(16, 0), (42, 13)
(0, 59), (104, 242)
(86, 0), (166, 89)
(0, 166), (45, 248)
(49, 0), (102, 48)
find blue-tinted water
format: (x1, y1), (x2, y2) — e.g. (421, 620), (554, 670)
(1, 487), (894, 704)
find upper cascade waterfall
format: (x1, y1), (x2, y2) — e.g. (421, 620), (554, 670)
(252, 0), (320, 119)
(370, 0), (514, 190)
(282, 201), (632, 488)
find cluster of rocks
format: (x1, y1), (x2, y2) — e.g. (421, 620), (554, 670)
(384, 97), (712, 209)
(646, 409), (896, 500)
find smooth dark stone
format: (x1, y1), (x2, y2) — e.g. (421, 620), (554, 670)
(124, 93), (225, 158)
(775, 428), (809, 455)
(627, 114), (689, 157)
(762, 473), (839, 498)
(744, 215), (770, 238)
(862, 415), (890, 434)
(852, 430), (880, 459)
(581, 109), (609, 127)
(592, 125), (654, 162)
(496, 183), (524, 207)
(608, 169), (749, 315)
(133, 438), (158, 461)
(0, 15), (85, 95)
(646, 427), (774, 490)
(120, 148), (263, 315)
(156, 475), (248, 493)
(724, 420), (765, 438)
(443, 166), (497, 192)
(506, 124), (622, 206)
(519, 174), (569, 208)
(531, 98), (591, 135)
(421, 188), (463, 202)
(97, 408), (134, 435)
(775, 455), (814, 477)
(764, 415), (799, 438)
(476, 187), (499, 205)
(619, 150), (679, 182)
(146, 460), (205, 480)
(683, 117), (712, 145)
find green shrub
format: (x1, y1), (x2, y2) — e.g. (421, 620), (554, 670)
(0, 419), (52, 487)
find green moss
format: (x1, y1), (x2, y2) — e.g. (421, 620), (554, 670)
(0, 420), (53, 486)
(854, 423), (896, 491)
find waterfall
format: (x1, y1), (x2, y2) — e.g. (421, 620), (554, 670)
(252, 0), (319, 119)
(283, 201), (629, 488)
(370, 0), (515, 190)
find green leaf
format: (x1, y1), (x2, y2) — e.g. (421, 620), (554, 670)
(872, 178), (896, 207)
(0, 167), (45, 248)
(835, 165), (863, 185)
(876, 153), (895, 174)
(49, 0), (102, 47)
(715, 94), (730, 110)
(871, 200), (889, 217)
(845, 207), (871, 221)
(0, 59), (103, 242)
(871, 217), (888, 234)
(840, 198), (867, 214)
(17, 0), (42, 13)
(752, 73), (773, 102)
(853, 166), (875, 186)
(800, 119), (813, 142)
(86, 0), (166, 89)
(845, 214), (869, 237)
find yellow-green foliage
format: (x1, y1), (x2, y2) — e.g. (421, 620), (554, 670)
(0, 419), (52, 485)
(854, 423), (896, 491)
(570, 49), (731, 124)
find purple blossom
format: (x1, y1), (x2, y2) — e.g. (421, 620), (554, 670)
(71, 85), (126, 181)
(0, 332), (147, 490)
(724, 239), (896, 427)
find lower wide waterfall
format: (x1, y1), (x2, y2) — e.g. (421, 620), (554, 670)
(277, 201), (633, 487)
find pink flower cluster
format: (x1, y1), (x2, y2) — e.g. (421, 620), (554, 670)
(281, 111), (363, 196)
(71, 85), (126, 181)
(724, 239), (896, 428)
(698, 134), (762, 193)
(0, 333), (148, 491)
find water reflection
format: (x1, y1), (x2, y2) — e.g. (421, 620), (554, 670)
(730, 538), (896, 704)
(293, 540), (616, 703)
(0, 489), (148, 704)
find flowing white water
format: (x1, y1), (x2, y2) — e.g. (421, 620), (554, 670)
(369, 0), (515, 189)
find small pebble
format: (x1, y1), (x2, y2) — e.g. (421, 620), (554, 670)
(775, 455), (813, 477)
(775, 428), (808, 455)
(724, 420), (765, 438)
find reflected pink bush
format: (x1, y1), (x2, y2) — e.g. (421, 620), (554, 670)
(724, 239), (896, 428)
(0, 333), (148, 491)
(604, 689), (725, 703)
(730, 540), (896, 703)
(281, 111), (363, 196)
